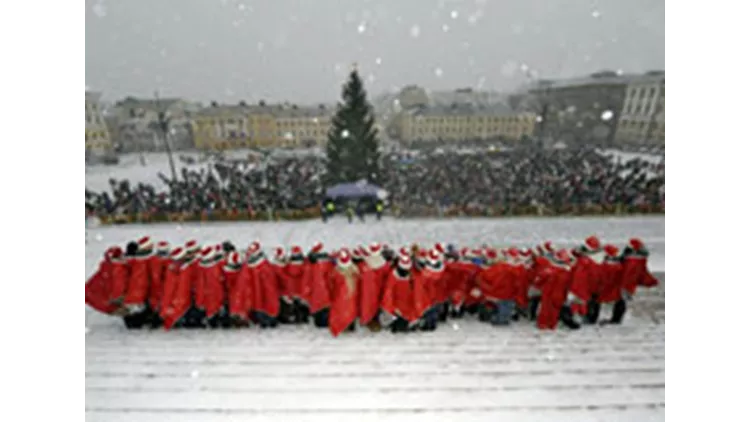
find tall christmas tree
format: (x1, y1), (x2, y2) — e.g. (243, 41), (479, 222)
(326, 67), (381, 185)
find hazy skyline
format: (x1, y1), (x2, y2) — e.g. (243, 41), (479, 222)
(86, 0), (664, 104)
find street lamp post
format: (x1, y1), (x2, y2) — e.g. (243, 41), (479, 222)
(155, 90), (178, 182)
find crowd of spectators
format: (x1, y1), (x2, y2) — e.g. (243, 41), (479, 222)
(85, 147), (665, 219)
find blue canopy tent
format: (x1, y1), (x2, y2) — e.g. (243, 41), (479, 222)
(325, 180), (388, 200)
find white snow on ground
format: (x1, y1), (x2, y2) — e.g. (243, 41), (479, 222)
(85, 217), (665, 422)
(597, 148), (664, 166)
(85, 152), (208, 193)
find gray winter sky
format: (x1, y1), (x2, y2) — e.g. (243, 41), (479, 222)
(85, 0), (664, 104)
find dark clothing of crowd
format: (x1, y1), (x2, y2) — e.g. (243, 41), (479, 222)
(85, 148), (665, 217)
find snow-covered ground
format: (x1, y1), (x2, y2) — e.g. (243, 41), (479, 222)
(85, 217), (665, 422)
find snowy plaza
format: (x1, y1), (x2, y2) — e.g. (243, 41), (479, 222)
(85, 216), (665, 422)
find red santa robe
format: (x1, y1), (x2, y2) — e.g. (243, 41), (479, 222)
(515, 259), (533, 309)
(85, 256), (118, 315)
(445, 260), (472, 308)
(159, 260), (182, 326)
(285, 259), (308, 305)
(620, 251), (659, 300)
(147, 253), (168, 313)
(108, 256), (131, 307)
(536, 259), (574, 330)
(328, 262), (361, 337)
(163, 257), (199, 330)
(245, 257), (281, 318)
(273, 260), (294, 306)
(307, 258), (334, 315)
(124, 252), (153, 311)
(462, 261), (484, 308)
(569, 253), (602, 317)
(478, 259), (519, 304)
(200, 256), (226, 320)
(224, 258), (248, 320)
(597, 254), (625, 304)
(413, 261), (445, 320)
(381, 267), (416, 323)
(359, 255), (389, 325)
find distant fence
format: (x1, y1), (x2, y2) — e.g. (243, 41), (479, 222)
(93, 203), (664, 225)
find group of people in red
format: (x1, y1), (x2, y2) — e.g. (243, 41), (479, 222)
(85, 234), (659, 336)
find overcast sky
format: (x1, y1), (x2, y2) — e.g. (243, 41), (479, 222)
(86, 0), (664, 104)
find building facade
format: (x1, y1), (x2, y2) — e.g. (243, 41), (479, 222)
(392, 103), (535, 144)
(85, 91), (112, 153)
(191, 103), (333, 150)
(109, 97), (200, 152)
(614, 71), (665, 145)
(526, 71), (631, 146)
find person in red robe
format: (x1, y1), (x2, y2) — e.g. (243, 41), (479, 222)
(271, 246), (295, 324)
(413, 249), (444, 331)
(244, 243), (281, 328)
(601, 238), (659, 324)
(537, 250), (576, 330)
(159, 247), (188, 330)
(286, 245), (310, 324)
(569, 236), (603, 324)
(596, 245), (624, 306)
(528, 242), (555, 320)
(328, 249), (361, 337)
(306, 242), (334, 328)
(145, 241), (170, 328)
(477, 248), (520, 326)
(198, 246), (227, 328)
(85, 247), (123, 315)
(224, 251), (248, 327)
(359, 243), (389, 331)
(180, 242), (204, 328)
(431, 243), (450, 322)
(122, 236), (155, 329)
(381, 255), (415, 333)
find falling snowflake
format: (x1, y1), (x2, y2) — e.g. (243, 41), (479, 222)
(95, 233), (104, 242)
(576, 121), (584, 128)
(592, 10), (601, 19)
(341, 129), (350, 138)
(566, 105), (577, 114)
(442, 24), (450, 32)
(85, 327), (90, 335)
(476, 76), (486, 89)
(601, 110), (614, 121)
(520, 63), (530, 73)
(313, 117), (319, 124)
(375, 57), (382, 65)
(92, 2), (107, 18)
(238, 3), (246, 11)
(190, 370), (200, 378)
(434, 67), (444, 78)
(357, 22), (367, 33)
(616, 69), (624, 76)
(410, 25), (421, 38)
(451, 323), (460, 331)
(535, 115), (544, 123)
(451, 10), (459, 19)
(367, 74), (376, 83)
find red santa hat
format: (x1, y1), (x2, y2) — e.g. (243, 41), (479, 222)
(417, 249), (428, 261)
(185, 240), (200, 254)
(582, 235), (602, 253)
(169, 247), (186, 261)
(352, 247), (363, 259)
(397, 255), (412, 270)
(535, 245), (545, 256)
(273, 247), (286, 261)
(507, 247), (521, 260)
(227, 251), (242, 267)
(369, 242), (382, 255)
(106, 246), (124, 261)
(555, 249), (573, 264)
(399, 246), (410, 257)
(156, 241), (170, 253)
(471, 248), (483, 258)
(310, 241), (324, 254)
(428, 249), (442, 265)
(358, 245), (370, 257)
(200, 246), (215, 260)
(138, 236), (153, 251)
(290, 245), (303, 256)
(484, 248), (499, 261)
(629, 238), (645, 252)
(520, 248), (533, 258)
(214, 244), (224, 256)
(604, 244), (620, 257)
(247, 241), (261, 256)
(460, 247), (470, 258)
(338, 249), (353, 266)
(434, 242), (446, 255)
(544, 241), (554, 253)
